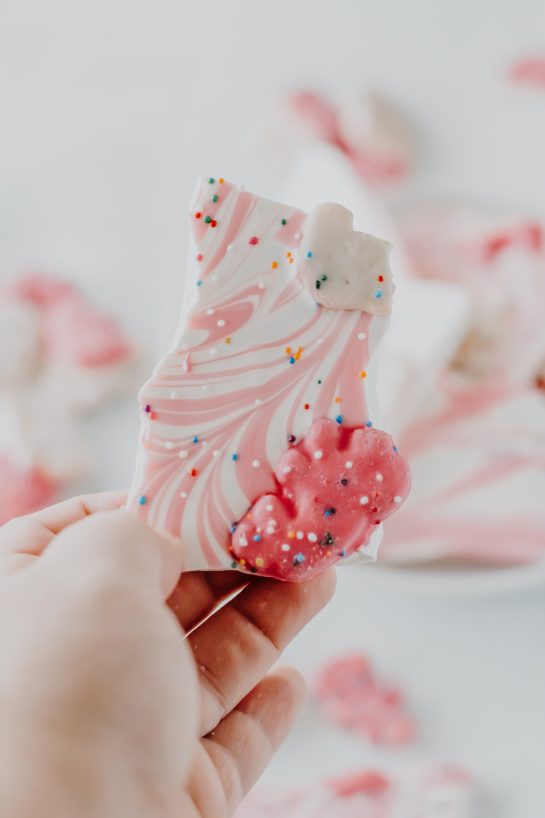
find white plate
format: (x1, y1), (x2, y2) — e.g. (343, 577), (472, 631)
(351, 557), (545, 597)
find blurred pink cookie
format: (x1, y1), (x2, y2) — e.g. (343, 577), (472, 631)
(314, 652), (413, 745)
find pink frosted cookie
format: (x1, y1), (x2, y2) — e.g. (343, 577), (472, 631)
(127, 178), (410, 580)
(314, 652), (414, 745)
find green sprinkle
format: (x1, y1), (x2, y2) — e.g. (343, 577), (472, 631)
(315, 280), (321, 289)
(212, 194), (219, 202)
(230, 560), (238, 569)
(281, 218), (287, 226)
(208, 177), (215, 184)
(204, 216), (212, 224)
(321, 274), (328, 281)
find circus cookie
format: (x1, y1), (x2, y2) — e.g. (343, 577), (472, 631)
(127, 177), (410, 579)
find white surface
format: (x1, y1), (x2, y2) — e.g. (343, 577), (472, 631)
(1, 3), (545, 816)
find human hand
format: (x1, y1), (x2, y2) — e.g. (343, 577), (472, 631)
(0, 493), (335, 818)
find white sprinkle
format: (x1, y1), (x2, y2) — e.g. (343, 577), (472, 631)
(207, 308), (215, 315)
(179, 450), (188, 459)
(239, 535), (248, 547)
(258, 281), (266, 290)
(252, 459), (261, 468)
(394, 495), (402, 503)
(345, 460), (354, 469)
(296, 531), (304, 540)
(212, 449), (221, 458)
(357, 332), (367, 341)
(266, 504), (274, 512)
(217, 319), (226, 327)
(314, 450), (323, 460)
(283, 466), (292, 474)
(294, 232), (302, 239)
(281, 543), (290, 552)
(376, 472), (384, 482)
(227, 243), (235, 253)
(308, 532), (317, 542)
(266, 526), (275, 534)
(209, 348), (217, 357)
(170, 391), (179, 399)
(359, 496), (369, 505)
(165, 441), (175, 449)
(180, 491), (187, 498)
(317, 337), (324, 345)
(254, 398), (263, 406)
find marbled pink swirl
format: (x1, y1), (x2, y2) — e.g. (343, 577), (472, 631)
(127, 178), (396, 572)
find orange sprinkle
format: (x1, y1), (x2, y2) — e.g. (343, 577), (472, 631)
(287, 530), (296, 539)
(286, 251), (292, 258)
(240, 558), (246, 565)
(271, 261), (278, 269)
(255, 557), (264, 568)
(360, 370), (367, 379)
(285, 346), (292, 354)
(225, 336), (232, 344)
(289, 258), (294, 264)
(149, 411), (157, 419)
(219, 177), (225, 184)
(194, 211), (202, 219)
(294, 346), (303, 361)
(334, 396), (342, 404)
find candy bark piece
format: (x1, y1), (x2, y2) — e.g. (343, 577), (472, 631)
(127, 177), (409, 579)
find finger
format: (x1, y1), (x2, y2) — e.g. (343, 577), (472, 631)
(191, 668), (305, 816)
(36, 510), (184, 599)
(189, 569), (335, 734)
(168, 571), (249, 633)
(0, 491), (127, 558)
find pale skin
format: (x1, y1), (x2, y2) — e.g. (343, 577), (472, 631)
(0, 492), (335, 817)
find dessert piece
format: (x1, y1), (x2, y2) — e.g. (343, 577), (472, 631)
(0, 273), (135, 523)
(378, 204), (545, 566)
(235, 765), (474, 818)
(127, 178), (410, 580)
(314, 652), (414, 745)
(260, 89), (412, 185)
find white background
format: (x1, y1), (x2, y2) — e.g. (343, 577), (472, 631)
(1, 2), (545, 815)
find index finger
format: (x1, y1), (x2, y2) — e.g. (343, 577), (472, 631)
(0, 491), (127, 557)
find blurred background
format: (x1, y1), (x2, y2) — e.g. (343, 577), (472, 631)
(1, 1), (545, 816)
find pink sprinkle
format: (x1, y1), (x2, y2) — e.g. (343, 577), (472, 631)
(248, 236), (259, 245)
(183, 352), (192, 373)
(196, 254), (203, 262)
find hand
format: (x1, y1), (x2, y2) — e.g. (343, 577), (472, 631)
(0, 494), (335, 817)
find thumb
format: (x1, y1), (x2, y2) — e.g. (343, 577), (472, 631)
(36, 510), (184, 599)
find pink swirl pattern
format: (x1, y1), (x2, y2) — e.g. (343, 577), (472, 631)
(127, 178), (407, 575)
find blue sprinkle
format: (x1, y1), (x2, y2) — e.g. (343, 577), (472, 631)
(339, 549), (347, 557)
(335, 414), (343, 424)
(393, 445), (398, 453)
(230, 524), (237, 533)
(196, 279), (202, 286)
(306, 251), (313, 258)
(289, 356), (296, 364)
(138, 495), (147, 506)
(366, 419), (373, 427)
(294, 552), (306, 564)
(374, 289), (383, 299)
(231, 453), (239, 461)
(192, 435), (199, 444)
(253, 534), (262, 542)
